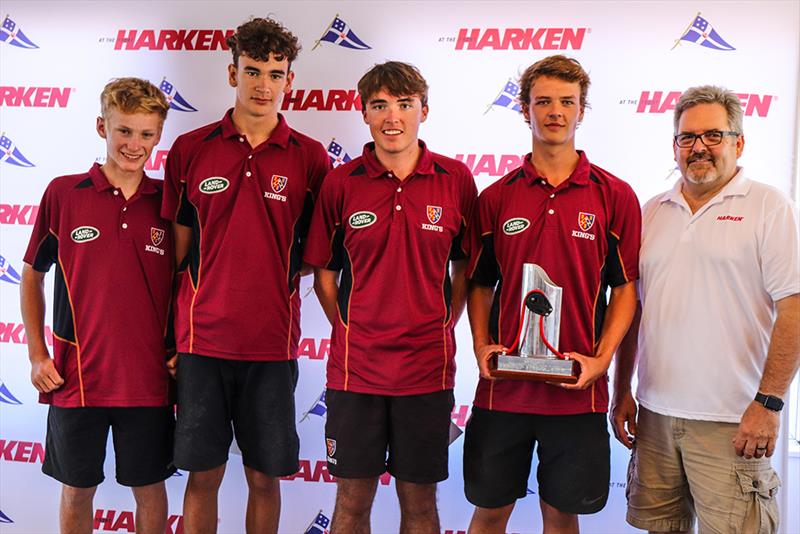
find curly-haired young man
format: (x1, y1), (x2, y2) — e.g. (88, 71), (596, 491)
(161, 17), (329, 533)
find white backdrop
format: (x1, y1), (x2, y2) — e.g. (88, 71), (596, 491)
(1, 1), (798, 533)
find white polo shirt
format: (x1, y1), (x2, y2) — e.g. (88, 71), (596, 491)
(636, 169), (799, 422)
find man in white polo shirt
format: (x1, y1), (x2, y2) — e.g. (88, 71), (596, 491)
(611, 85), (799, 533)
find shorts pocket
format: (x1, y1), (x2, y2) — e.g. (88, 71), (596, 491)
(730, 463), (780, 534)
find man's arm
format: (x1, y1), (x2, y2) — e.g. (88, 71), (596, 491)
(173, 222), (192, 269)
(610, 301), (641, 449)
(467, 281), (505, 380)
(733, 293), (800, 459)
(564, 280), (637, 391)
(314, 267), (340, 327)
(20, 264), (64, 393)
(450, 259), (469, 325)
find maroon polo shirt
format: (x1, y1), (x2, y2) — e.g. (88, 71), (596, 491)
(24, 163), (174, 407)
(467, 151), (640, 415)
(304, 141), (477, 395)
(162, 110), (329, 361)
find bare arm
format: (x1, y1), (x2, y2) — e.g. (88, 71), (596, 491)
(20, 264), (63, 393)
(467, 282), (505, 380)
(313, 267), (340, 327)
(450, 259), (469, 325)
(610, 301), (641, 449)
(564, 281), (637, 390)
(173, 222), (192, 269)
(733, 293), (800, 458)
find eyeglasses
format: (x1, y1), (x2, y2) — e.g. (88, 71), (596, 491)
(674, 130), (740, 148)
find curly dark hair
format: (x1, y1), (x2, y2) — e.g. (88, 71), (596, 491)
(357, 61), (428, 107)
(518, 55), (590, 124)
(226, 17), (301, 68)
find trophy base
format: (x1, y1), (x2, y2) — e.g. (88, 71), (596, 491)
(489, 354), (579, 384)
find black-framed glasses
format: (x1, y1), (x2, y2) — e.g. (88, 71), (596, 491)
(674, 130), (740, 148)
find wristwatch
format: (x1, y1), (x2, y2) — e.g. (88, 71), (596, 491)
(754, 392), (784, 412)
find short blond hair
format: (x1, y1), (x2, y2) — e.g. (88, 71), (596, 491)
(100, 77), (169, 120)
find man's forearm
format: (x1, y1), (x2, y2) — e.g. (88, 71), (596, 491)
(758, 294), (800, 398)
(595, 281), (637, 365)
(450, 260), (469, 324)
(467, 282), (495, 348)
(613, 302), (641, 397)
(313, 268), (340, 326)
(173, 222), (192, 269)
(20, 264), (49, 360)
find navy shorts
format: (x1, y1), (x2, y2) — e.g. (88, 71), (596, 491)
(463, 407), (610, 513)
(174, 353), (299, 476)
(325, 388), (455, 483)
(42, 405), (175, 488)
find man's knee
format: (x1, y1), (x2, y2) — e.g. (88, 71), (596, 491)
(335, 478), (379, 516)
(244, 466), (279, 495)
(61, 485), (97, 507)
(187, 465), (226, 493)
(470, 504), (515, 530)
(396, 481), (437, 514)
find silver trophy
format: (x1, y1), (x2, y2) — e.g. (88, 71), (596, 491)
(490, 263), (579, 383)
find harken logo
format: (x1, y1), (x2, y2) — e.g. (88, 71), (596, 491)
(112, 29), (234, 51)
(427, 205), (442, 224)
(349, 211), (377, 229)
(578, 212), (595, 232)
(199, 177), (229, 194)
(0, 86), (72, 108)
(454, 27), (588, 50)
(71, 226), (100, 243)
(271, 174), (288, 193)
(150, 227), (165, 246)
(502, 217), (530, 235)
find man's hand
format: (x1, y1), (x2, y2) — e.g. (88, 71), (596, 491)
(474, 343), (506, 380)
(560, 352), (611, 390)
(733, 401), (780, 459)
(30, 355), (64, 393)
(166, 354), (178, 379)
(610, 390), (638, 449)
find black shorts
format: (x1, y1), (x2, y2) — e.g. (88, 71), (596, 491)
(463, 407), (610, 513)
(174, 353), (299, 476)
(42, 405), (175, 488)
(325, 388), (454, 483)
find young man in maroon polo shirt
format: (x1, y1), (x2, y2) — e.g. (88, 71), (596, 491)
(20, 77), (175, 534)
(463, 55), (641, 533)
(161, 17), (329, 533)
(305, 61), (477, 534)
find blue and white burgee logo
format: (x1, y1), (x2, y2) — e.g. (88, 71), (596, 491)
(314, 15), (371, 50)
(0, 134), (35, 167)
(486, 79), (522, 114)
(673, 12), (735, 51)
(0, 383), (22, 405)
(0, 254), (22, 285)
(304, 510), (330, 534)
(327, 138), (353, 168)
(300, 390), (327, 422)
(0, 16), (38, 49)
(160, 78), (198, 112)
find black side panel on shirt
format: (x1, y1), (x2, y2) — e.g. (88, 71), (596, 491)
(337, 250), (353, 327)
(53, 262), (75, 343)
(592, 232), (624, 344)
(449, 222), (467, 261)
(32, 233), (58, 272)
(472, 234), (500, 287)
(176, 188), (201, 288)
(288, 191), (315, 292)
(443, 269), (453, 324)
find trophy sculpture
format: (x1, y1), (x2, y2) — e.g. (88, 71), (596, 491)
(489, 263), (579, 383)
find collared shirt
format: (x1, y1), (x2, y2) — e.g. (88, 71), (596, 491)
(467, 151), (641, 415)
(24, 163), (174, 407)
(304, 141), (477, 395)
(637, 169), (800, 422)
(162, 110), (330, 361)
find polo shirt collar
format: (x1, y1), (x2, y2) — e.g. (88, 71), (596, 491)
(521, 150), (590, 187)
(662, 166), (750, 205)
(219, 108), (291, 149)
(89, 162), (158, 195)
(361, 140), (435, 179)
